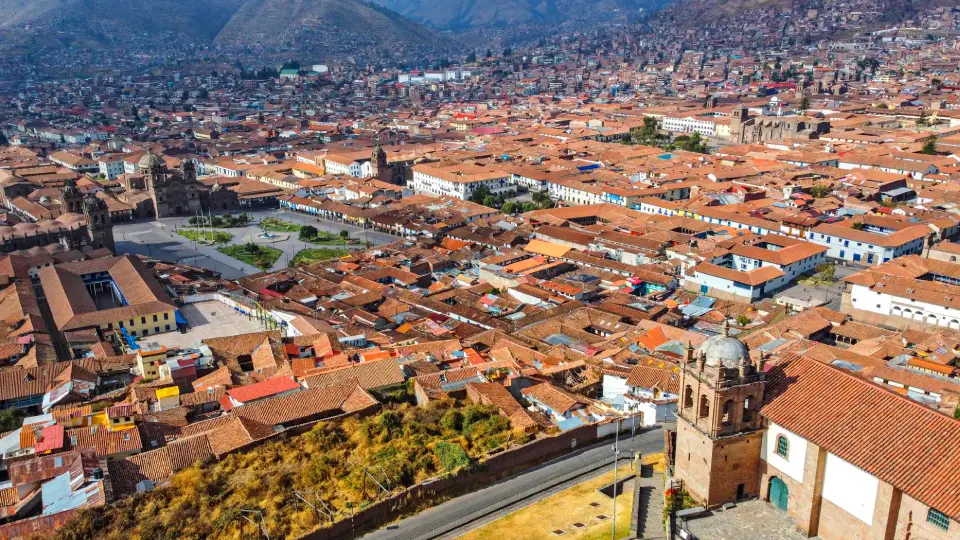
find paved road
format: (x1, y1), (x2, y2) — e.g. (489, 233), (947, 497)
(363, 425), (664, 540)
(114, 208), (397, 279)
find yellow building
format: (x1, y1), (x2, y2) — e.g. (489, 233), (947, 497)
(37, 255), (179, 356)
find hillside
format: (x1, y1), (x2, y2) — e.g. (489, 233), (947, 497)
(214, 0), (450, 55)
(647, 0), (950, 31)
(372, 0), (664, 31)
(0, 0), (450, 60)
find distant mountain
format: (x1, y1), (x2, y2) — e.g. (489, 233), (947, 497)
(214, 0), (449, 54)
(371, 0), (663, 31)
(0, 0), (450, 60)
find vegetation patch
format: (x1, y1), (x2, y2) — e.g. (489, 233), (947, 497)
(260, 217), (302, 233)
(56, 401), (520, 540)
(218, 243), (282, 270)
(188, 213), (251, 228)
(292, 248), (351, 266)
(176, 228), (234, 245)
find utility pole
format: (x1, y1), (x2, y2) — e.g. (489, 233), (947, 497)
(611, 418), (622, 540)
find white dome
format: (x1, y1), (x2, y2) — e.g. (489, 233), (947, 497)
(696, 334), (749, 369)
(139, 152), (162, 169)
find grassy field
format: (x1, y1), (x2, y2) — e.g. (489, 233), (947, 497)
(458, 455), (665, 540)
(218, 243), (282, 270)
(260, 217), (302, 233)
(292, 248), (350, 266)
(177, 228), (234, 245)
(262, 218), (350, 245)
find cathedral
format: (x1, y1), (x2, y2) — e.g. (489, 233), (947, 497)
(0, 181), (114, 254)
(127, 152), (238, 218)
(672, 323), (959, 540)
(729, 105), (830, 144)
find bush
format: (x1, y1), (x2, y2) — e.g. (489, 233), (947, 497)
(434, 441), (469, 472)
(440, 409), (463, 432)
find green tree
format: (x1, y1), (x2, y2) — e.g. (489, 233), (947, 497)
(809, 184), (832, 198)
(921, 137), (938, 155)
(339, 229), (350, 242)
(798, 96), (810, 113)
(245, 242), (260, 254)
(736, 315), (751, 327)
(815, 263), (836, 282)
(469, 185), (492, 205)
(299, 225), (319, 242)
(679, 132), (708, 153)
(0, 407), (25, 431)
(501, 201), (518, 214)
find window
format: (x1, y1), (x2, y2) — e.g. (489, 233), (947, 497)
(153, 315), (158, 322)
(722, 399), (734, 424)
(141, 317), (146, 325)
(165, 325), (171, 331)
(164, 313), (169, 320)
(698, 395), (710, 419)
(927, 508), (950, 531)
(775, 435), (789, 458)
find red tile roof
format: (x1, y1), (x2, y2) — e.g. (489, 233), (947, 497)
(225, 376), (300, 405)
(762, 357), (960, 521)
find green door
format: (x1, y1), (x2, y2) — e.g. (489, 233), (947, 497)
(769, 477), (788, 511)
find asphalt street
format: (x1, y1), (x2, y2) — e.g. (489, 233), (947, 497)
(114, 208), (397, 279)
(362, 425), (665, 540)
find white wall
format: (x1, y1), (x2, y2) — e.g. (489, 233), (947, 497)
(850, 284), (960, 330)
(761, 422), (807, 483)
(822, 452), (879, 525)
(602, 374), (629, 404)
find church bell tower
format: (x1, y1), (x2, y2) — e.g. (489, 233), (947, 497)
(673, 323), (767, 505)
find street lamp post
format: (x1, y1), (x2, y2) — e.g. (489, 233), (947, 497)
(611, 418), (622, 540)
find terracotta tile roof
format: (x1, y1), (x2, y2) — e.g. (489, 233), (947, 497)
(225, 376), (300, 405)
(762, 357), (960, 521)
(191, 365), (235, 392)
(66, 424), (143, 458)
(522, 382), (589, 415)
(233, 379), (376, 427)
(37, 255), (175, 332)
(466, 382), (537, 430)
(108, 435), (215, 497)
(303, 358), (405, 390)
(625, 364), (681, 394)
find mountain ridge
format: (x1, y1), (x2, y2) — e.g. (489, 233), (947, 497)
(0, 0), (451, 60)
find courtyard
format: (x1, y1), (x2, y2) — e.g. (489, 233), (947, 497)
(680, 499), (814, 540)
(146, 300), (272, 349)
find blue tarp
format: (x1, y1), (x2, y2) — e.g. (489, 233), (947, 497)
(174, 310), (188, 326)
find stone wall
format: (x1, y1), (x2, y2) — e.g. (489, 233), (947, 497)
(300, 422), (612, 540)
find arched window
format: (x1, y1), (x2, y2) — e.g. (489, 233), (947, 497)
(683, 386), (694, 409)
(698, 395), (710, 419)
(743, 395), (754, 422)
(775, 435), (789, 459)
(721, 399), (734, 424)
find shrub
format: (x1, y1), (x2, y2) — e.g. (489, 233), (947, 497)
(434, 441), (469, 472)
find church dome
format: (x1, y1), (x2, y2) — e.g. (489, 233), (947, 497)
(139, 152), (162, 169)
(696, 334), (749, 369)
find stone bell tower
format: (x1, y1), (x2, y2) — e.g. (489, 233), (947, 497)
(674, 322), (767, 505)
(83, 193), (115, 253)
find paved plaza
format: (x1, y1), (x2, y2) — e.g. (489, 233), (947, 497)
(146, 301), (271, 349)
(114, 208), (396, 279)
(681, 499), (814, 540)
